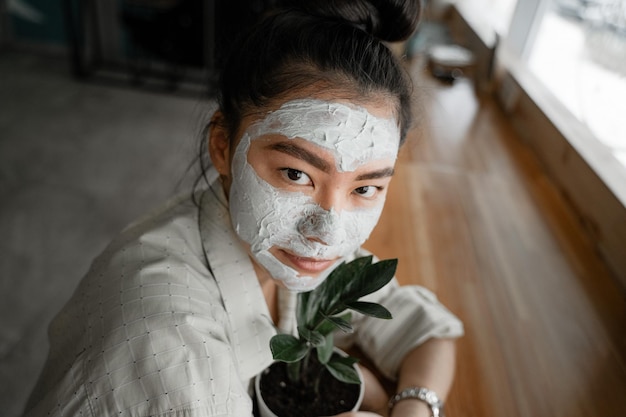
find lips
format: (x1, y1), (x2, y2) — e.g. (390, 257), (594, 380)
(279, 249), (337, 275)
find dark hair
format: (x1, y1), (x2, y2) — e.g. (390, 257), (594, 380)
(194, 0), (421, 195)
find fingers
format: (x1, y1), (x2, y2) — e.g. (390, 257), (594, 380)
(358, 365), (389, 414)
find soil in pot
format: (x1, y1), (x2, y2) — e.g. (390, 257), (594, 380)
(257, 354), (361, 417)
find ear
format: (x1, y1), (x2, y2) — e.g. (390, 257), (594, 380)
(208, 111), (231, 177)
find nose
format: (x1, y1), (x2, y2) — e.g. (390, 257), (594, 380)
(297, 208), (346, 246)
(316, 186), (347, 213)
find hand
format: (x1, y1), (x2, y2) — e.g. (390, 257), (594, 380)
(358, 364), (390, 416)
(326, 366), (388, 417)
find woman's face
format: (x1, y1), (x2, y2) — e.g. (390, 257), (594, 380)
(212, 94), (401, 292)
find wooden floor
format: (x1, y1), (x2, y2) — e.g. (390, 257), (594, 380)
(364, 65), (626, 417)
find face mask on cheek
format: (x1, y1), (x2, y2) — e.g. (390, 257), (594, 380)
(228, 99), (399, 292)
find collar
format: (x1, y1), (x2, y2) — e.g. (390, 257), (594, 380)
(198, 182), (279, 381)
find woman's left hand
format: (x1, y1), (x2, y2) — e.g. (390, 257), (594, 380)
(358, 364), (390, 416)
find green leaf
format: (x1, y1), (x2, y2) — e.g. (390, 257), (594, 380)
(319, 257), (373, 312)
(344, 301), (393, 319)
(296, 290), (311, 327)
(270, 334), (309, 363)
(297, 279), (330, 328)
(298, 326), (326, 346)
(326, 354), (361, 385)
(341, 258), (397, 303)
(323, 313), (354, 333)
(316, 312), (352, 336)
(316, 333), (334, 364)
(275, 256), (398, 387)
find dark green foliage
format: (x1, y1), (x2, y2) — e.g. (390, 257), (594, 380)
(269, 256), (397, 386)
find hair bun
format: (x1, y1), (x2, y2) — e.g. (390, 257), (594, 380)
(282, 0), (422, 42)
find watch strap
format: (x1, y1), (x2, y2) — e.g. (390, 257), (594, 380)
(388, 386), (444, 417)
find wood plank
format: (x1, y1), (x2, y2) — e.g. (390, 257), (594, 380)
(364, 70), (626, 417)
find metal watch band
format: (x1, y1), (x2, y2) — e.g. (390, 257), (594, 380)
(387, 386), (444, 417)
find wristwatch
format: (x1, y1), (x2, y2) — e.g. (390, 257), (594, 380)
(388, 386), (444, 417)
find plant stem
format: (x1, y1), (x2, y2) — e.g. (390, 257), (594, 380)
(301, 349), (312, 385)
(313, 365), (325, 397)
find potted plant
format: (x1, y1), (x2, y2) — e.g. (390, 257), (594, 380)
(255, 255), (398, 417)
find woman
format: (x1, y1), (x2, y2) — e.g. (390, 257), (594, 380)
(24, 1), (463, 416)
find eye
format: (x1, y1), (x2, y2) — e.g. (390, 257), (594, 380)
(280, 168), (312, 186)
(354, 185), (381, 199)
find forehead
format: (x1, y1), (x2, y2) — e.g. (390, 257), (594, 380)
(245, 99), (400, 172)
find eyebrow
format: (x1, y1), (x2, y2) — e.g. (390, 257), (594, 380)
(267, 140), (395, 180)
(267, 141), (332, 172)
(356, 167), (395, 181)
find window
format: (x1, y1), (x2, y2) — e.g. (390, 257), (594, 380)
(527, 0), (626, 168)
(471, 0), (518, 34)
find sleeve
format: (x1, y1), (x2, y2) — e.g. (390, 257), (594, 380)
(26, 200), (255, 417)
(81, 208), (255, 417)
(338, 249), (464, 380)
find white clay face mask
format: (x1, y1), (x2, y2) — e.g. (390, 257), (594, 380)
(229, 99), (400, 292)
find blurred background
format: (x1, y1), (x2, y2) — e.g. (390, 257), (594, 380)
(1, 1), (625, 416)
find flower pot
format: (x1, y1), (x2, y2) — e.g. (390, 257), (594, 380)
(254, 349), (365, 417)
